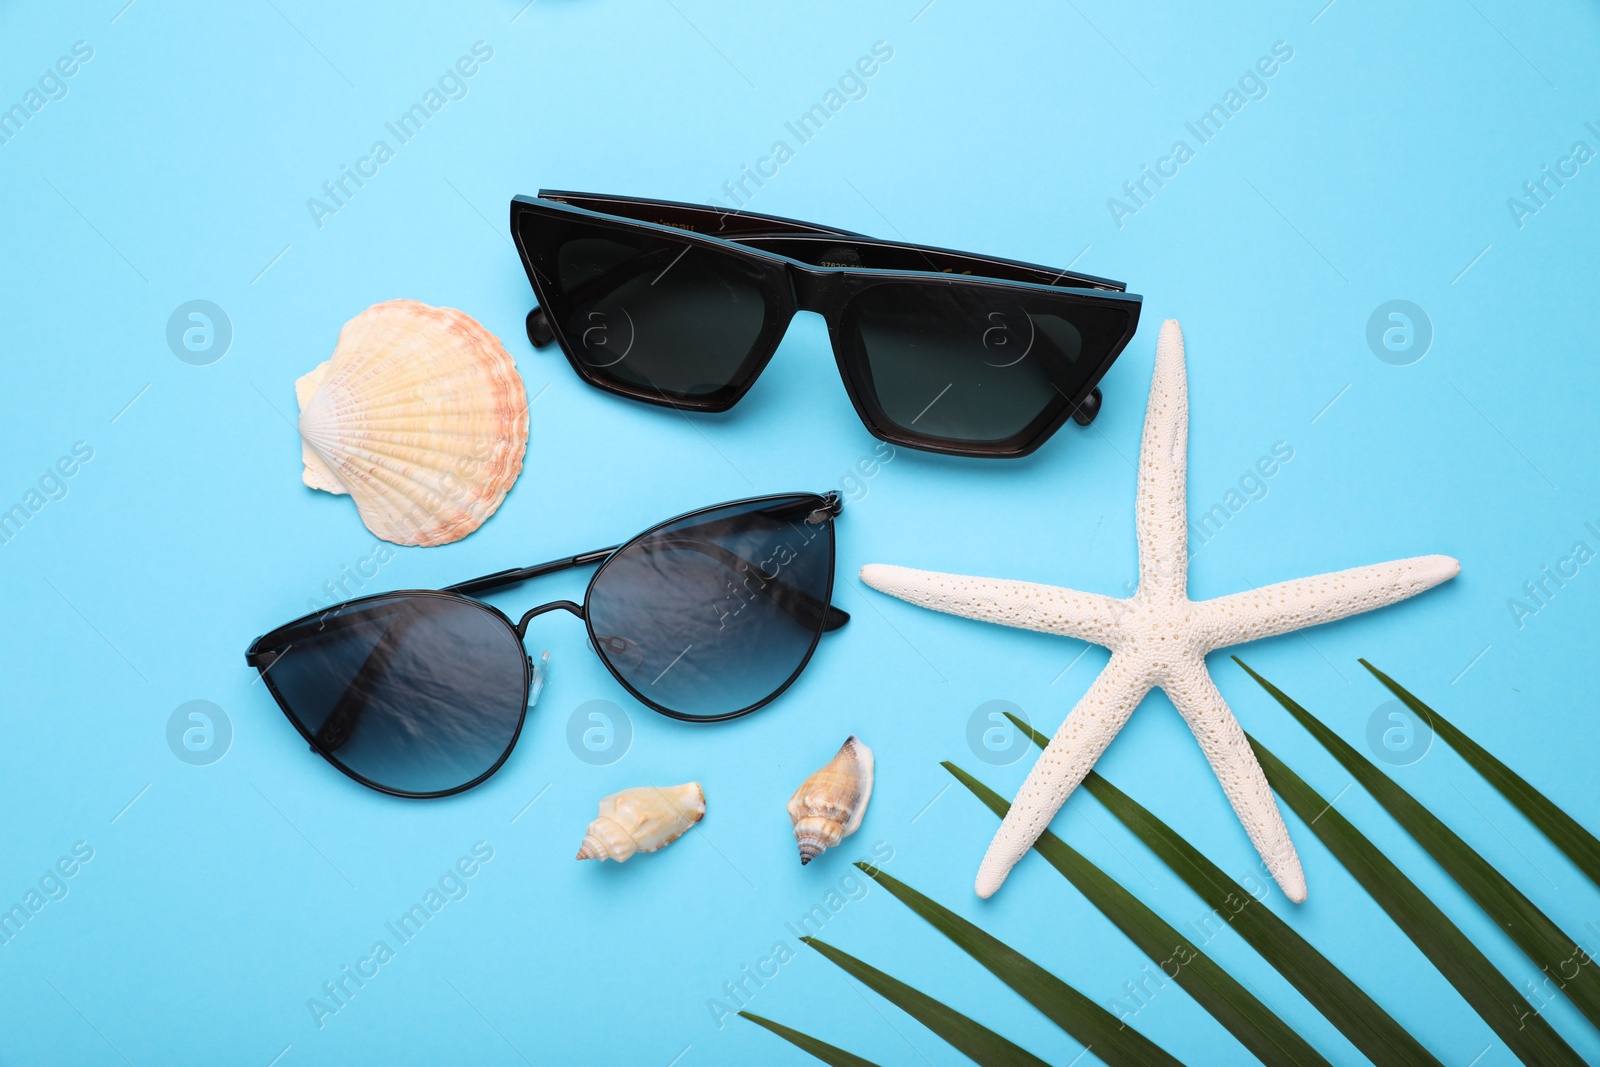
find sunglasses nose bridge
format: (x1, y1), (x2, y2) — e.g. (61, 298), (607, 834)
(515, 600), (585, 639)
(788, 263), (842, 314)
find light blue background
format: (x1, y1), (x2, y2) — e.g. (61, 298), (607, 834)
(2, 1), (1598, 1063)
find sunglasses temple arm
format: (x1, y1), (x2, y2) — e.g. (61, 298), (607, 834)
(643, 536), (849, 634)
(446, 540), (847, 633)
(523, 243), (689, 351)
(312, 604), (554, 753)
(312, 607), (426, 753)
(536, 192), (871, 239)
(1021, 328), (1104, 426)
(446, 547), (622, 598)
(524, 220), (890, 352)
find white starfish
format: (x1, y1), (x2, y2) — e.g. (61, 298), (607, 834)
(862, 320), (1458, 902)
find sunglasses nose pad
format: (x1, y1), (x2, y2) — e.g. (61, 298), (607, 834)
(527, 650), (552, 709)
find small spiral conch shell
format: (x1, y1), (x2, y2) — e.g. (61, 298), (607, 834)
(576, 782), (705, 863)
(787, 736), (874, 865)
(295, 299), (529, 547)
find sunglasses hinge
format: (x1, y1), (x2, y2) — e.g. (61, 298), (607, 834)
(1070, 387), (1103, 426)
(525, 306), (555, 348)
(811, 491), (844, 521)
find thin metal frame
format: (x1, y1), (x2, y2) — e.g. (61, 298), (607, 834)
(245, 492), (845, 798)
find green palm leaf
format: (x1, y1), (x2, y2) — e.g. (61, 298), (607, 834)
(1362, 658), (1600, 890)
(739, 1011), (881, 1067)
(1247, 733), (1585, 1065)
(942, 762), (1332, 1067)
(1000, 711), (1442, 1066)
(799, 937), (1052, 1066)
(855, 863), (1187, 1067)
(1239, 658), (1600, 1031)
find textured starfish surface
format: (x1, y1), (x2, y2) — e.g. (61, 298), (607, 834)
(862, 320), (1459, 902)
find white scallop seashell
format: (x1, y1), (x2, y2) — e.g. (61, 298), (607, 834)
(576, 782), (706, 863)
(295, 299), (529, 547)
(787, 736), (873, 865)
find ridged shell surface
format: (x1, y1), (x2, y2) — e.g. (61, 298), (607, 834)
(576, 782), (706, 863)
(296, 300), (528, 547)
(787, 736), (874, 865)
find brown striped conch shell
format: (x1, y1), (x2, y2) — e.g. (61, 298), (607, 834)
(576, 782), (705, 863)
(787, 736), (874, 865)
(295, 299), (529, 547)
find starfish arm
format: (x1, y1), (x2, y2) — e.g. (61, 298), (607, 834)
(975, 654), (1150, 897)
(1162, 666), (1307, 903)
(1192, 555), (1461, 646)
(1135, 320), (1190, 599)
(859, 564), (1125, 646)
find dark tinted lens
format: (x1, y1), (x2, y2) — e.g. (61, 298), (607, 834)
(586, 496), (836, 719)
(520, 211), (777, 400)
(843, 282), (1131, 444)
(260, 595), (526, 795)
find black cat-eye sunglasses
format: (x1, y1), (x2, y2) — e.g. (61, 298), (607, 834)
(245, 493), (846, 797)
(512, 191), (1142, 458)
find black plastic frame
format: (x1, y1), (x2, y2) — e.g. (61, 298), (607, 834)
(510, 191), (1142, 459)
(245, 492), (846, 797)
